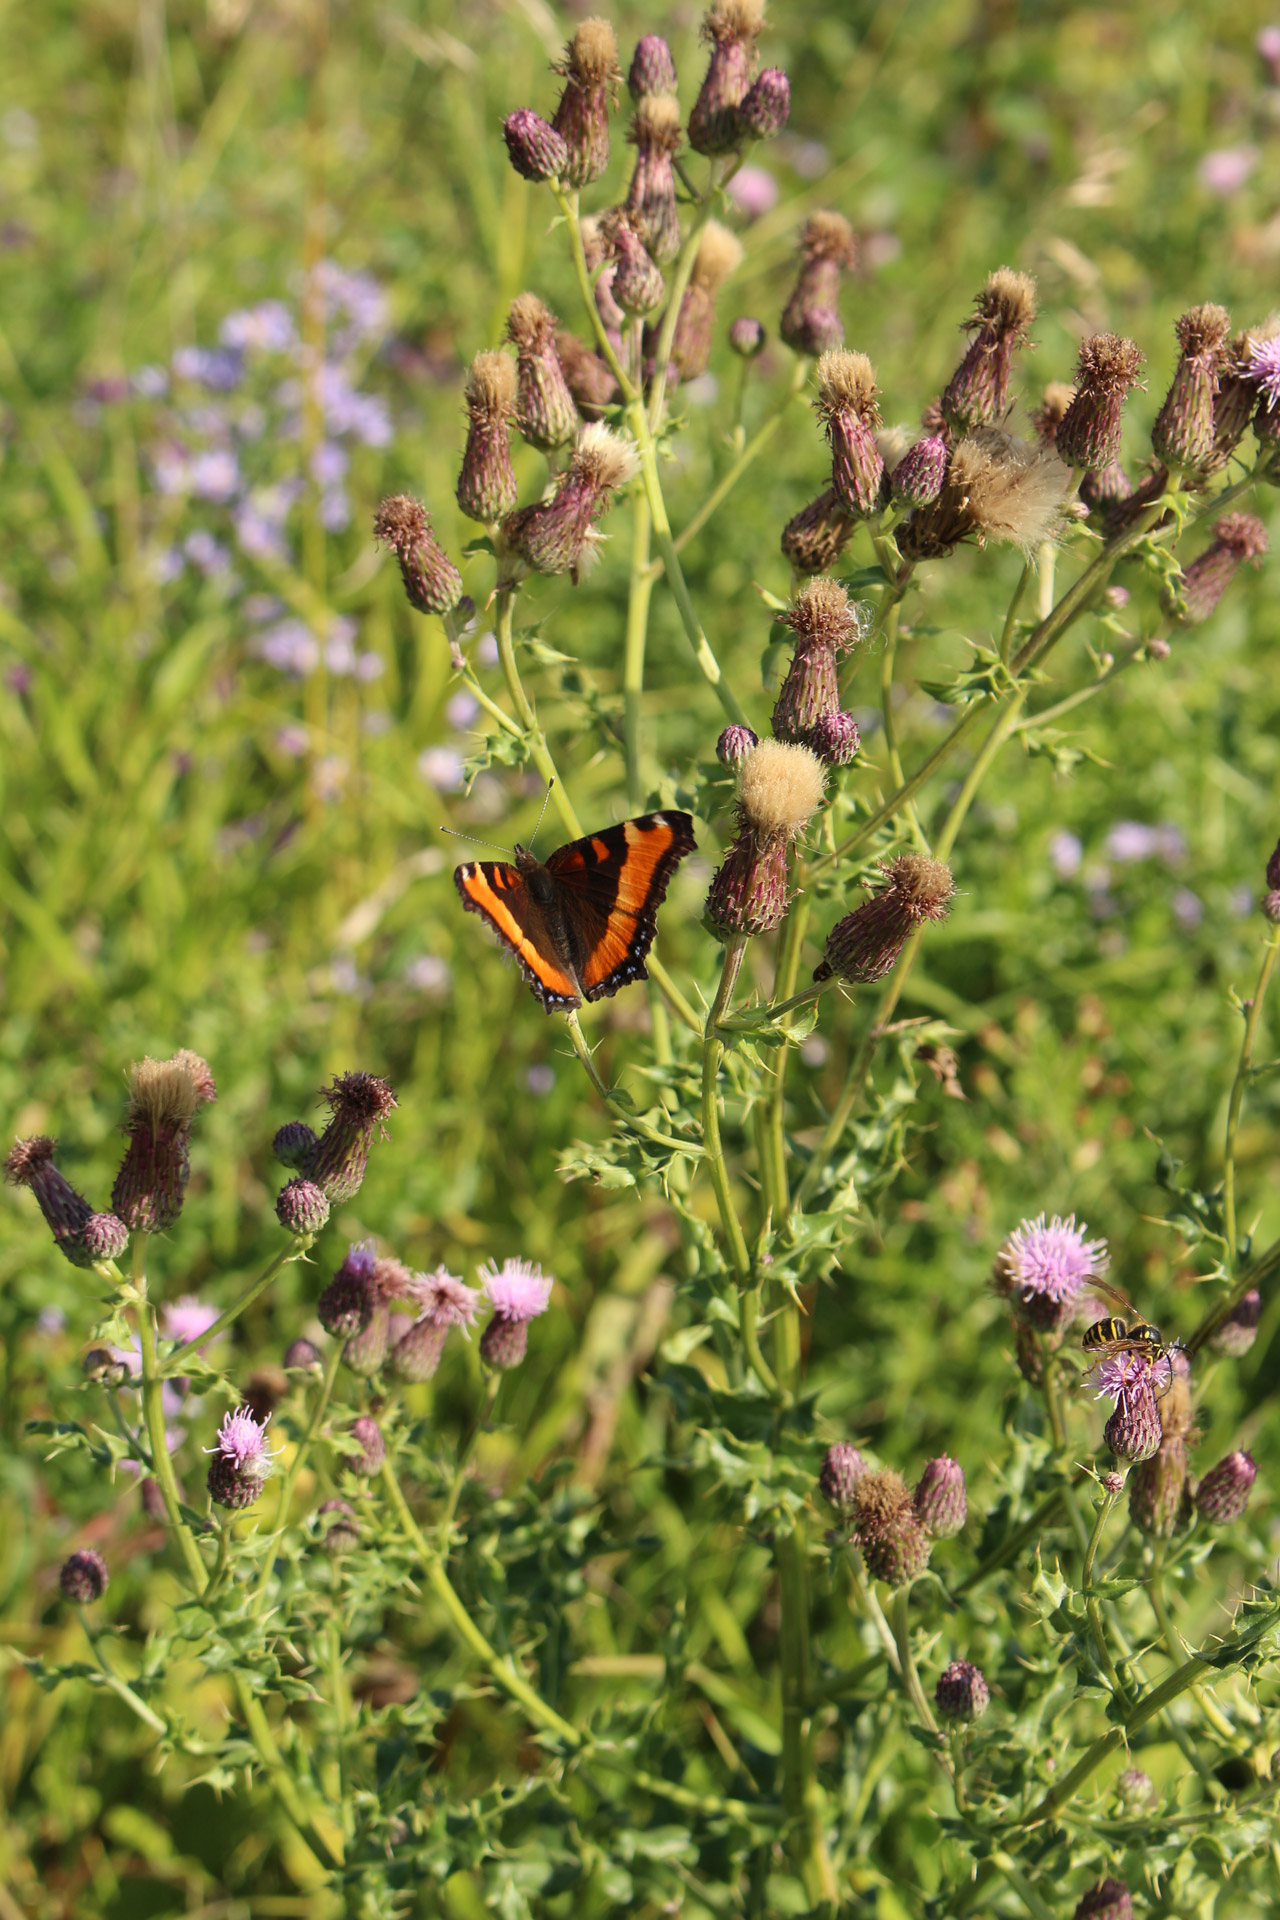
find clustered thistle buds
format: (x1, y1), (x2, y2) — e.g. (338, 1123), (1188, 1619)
(849, 1468), (932, 1586)
(705, 738), (825, 936)
(1073, 1881), (1133, 1920)
(457, 351), (519, 523)
(934, 1659), (989, 1723)
(5, 1137), (96, 1267)
(507, 294), (581, 452)
(373, 496), (464, 616)
(628, 33), (676, 99)
(504, 424), (639, 580)
(1054, 334), (1145, 472)
(1151, 302), (1231, 472)
(206, 1406), (280, 1510)
(815, 853), (954, 984)
(940, 268), (1038, 436)
(668, 222), (744, 382)
(780, 212), (857, 357)
(479, 1259), (554, 1369)
(899, 428), (1069, 560)
(889, 434), (947, 508)
(625, 94), (683, 265)
(814, 349), (885, 516)
(502, 108), (569, 183)
(307, 1071), (397, 1203)
(550, 19), (622, 187)
(780, 486), (859, 574)
(819, 1441), (867, 1516)
(112, 1051), (217, 1235)
(914, 1455), (967, 1538)
(688, 0), (765, 156)
(1165, 512), (1268, 625)
(59, 1548), (110, 1603)
(276, 1178), (330, 1236)
(1195, 1449), (1257, 1523)
(273, 1121), (317, 1170)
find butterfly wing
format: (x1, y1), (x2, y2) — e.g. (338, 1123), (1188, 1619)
(545, 811), (696, 1001)
(453, 861), (583, 1012)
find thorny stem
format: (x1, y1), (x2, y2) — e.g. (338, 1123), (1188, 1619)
(777, 1519), (838, 1905)
(890, 1583), (943, 1745)
(702, 939), (754, 1289)
(1013, 633), (1163, 734)
(1188, 1231), (1280, 1358)
(1148, 1542), (1238, 1743)
(879, 607), (927, 851)
(623, 491), (654, 811)
(563, 1010), (704, 1155)
(1222, 926), (1280, 1267)
(999, 560), (1033, 665)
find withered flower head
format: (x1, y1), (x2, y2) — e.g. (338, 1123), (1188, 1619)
(1151, 302), (1232, 472)
(504, 423), (639, 581)
(780, 212), (857, 357)
(457, 350), (518, 524)
(940, 268), (1038, 436)
(506, 293), (581, 452)
(772, 578), (865, 745)
(1128, 1433), (1191, 1538)
(814, 349), (884, 515)
(550, 19), (622, 187)
(5, 1136), (96, 1267)
(626, 94), (684, 265)
(1031, 381), (1076, 446)
(112, 1051), (216, 1235)
(1165, 511), (1268, 625)
(816, 853), (954, 984)
(780, 487), (859, 575)
(706, 739), (825, 936)
(374, 496), (464, 615)
(688, 0), (765, 156)
(308, 1071), (398, 1204)
(1055, 334), (1145, 472)
(851, 1468), (932, 1586)
(667, 222), (744, 382)
(901, 428), (1070, 560)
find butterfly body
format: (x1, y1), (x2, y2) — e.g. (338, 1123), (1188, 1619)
(455, 811), (696, 1014)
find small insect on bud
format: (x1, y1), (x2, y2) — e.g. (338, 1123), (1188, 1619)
(850, 1469), (932, 1586)
(717, 723), (759, 765)
(504, 424), (640, 581)
(373, 496), (463, 617)
(807, 710), (861, 767)
(626, 94), (684, 265)
(914, 1456), (967, 1538)
(506, 294), (581, 453)
(1072, 1880), (1133, 1920)
(60, 1549), (109, 1603)
(934, 1659), (990, 1723)
(205, 1407), (281, 1510)
(737, 67), (790, 141)
(307, 1071), (397, 1204)
(889, 435), (948, 508)
(1129, 1435), (1191, 1538)
(273, 1121), (317, 1172)
(729, 316), (767, 358)
(780, 487), (859, 575)
(1116, 1767), (1154, 1807)
(1103, 1383), (1163, 1464)
(629, 33), (677, 99)
(667, 222), (744, 383)
(900, 428), (1070, 561)
(111, 1052), (216, 1236)
(706, 739), (826, 936)
(819, 1442), (867, 1517)
(457, 351), (519, 524)
(83, 1211), (129, 1264)
(780, 212), (857, 357)
(5, 1136), (96, 1268)
(479, 1259), (553, 1370)
(609, 216), (666, 319)
(276, 1178), (330, 1237)
(1055, 334), (1145, 472)
(1165, 512), (1268, 626)
(815, 853), (954, 984)
(1151, 302), (1232, 473)
(814, 349), (885, 516)
(283, 1336), (323, 1371)
(502, 108), (569, 183)
(689, 0), (765, 155)
(550, 19), (622, 187)
(1195, 1449), (1257, 1524)
(940, 268), (1038, 436)
(317, 1497), (360, 1556)
(1210, 1287), (1262, 1357)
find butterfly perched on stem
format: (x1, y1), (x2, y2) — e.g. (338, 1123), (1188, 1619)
(454, 812), (696, 1014)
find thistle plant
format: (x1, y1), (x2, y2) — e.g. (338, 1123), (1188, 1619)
(12, 6), (1280, 1916)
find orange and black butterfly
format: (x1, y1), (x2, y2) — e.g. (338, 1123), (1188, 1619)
(453, 811), (697, 1014)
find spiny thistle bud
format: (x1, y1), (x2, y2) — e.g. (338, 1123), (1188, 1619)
(628, 34), (677, 99)
(609, 216), (666, 318)
(729, 316), (767, 358)
(504, 424), (639, 581)
(992, 1213), (1109, 1335)
(1211, 1288), (1262, 1357)
(82, 1212), (129, 1263)
(389, 1269), (481, 1381)
(347, 1415), (386, 1476)
(814, 349), (884, 516)
(284, 1336), (323, 1370)
(738, 67), (790, 141)
(940, 268), (1038, 436)
(1080, 460), (1133, 515)
(1073, 1880), (1133, 1920)
(1165, 512), (1268, 625)
(1055, 334), (1145, 472)
(688, 0), (765, 155)
(934, 1659), (989, 1723)
(889, 435), (947, 507)
(206, 1407), (280, 1510)
(5, 1137), (95, 1267)
(273, 1121), (317, 1171)
(717, 723), (759, 765)
(668, 222), (744, 382)
(317, 1497), (360, 1556)
(479, 1259), (553, 1369)
(1128, 1434), (1191, 1538)
(319, 1244), (376, 1337)
(1203, 324), (1276, 474)
(550, 19), (622, 187)
(899, 428), (1070, 561)
(808, 709), (861, 767)
(706, 740), (825, 936)
(276, 1178), (330, 1236)
(457, 351), (518, 524)
(502, 108), (569, 183)
(1116, 1768), (1154, 1807)
(625, 94), (683, 265)
(781, 487), (858, 574)
(1151, 303), (1232, 472)
(507, 294), (580, 452)
(819, 1441), (867, 1516)
(373, 496), (463, 616)
(60, 1549), (109, 1602)
(554, 329), (619, 418)
(772, 576), (864, 743)
(851, 1468), (932, 1586)
(1195, 1449), (1257, 1523)
(308, 1071), (397, 1203)
(1101, 1470), (1124, 1496)
(84, 1347), (125, 1384)
(112, 1051), (216, 1235)
(1103, 1383), (1163, 1463)
(914, 1455), (967, 1538)
(815, 853), (954, 984)
(780, 212), (857, 356)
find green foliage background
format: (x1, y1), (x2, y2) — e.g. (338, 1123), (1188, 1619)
(2, 0), (1280, 1913)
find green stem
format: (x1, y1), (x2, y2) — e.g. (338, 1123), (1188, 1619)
(438, 1372), (501, 1548)
(763, 898), (810, 1224)
(76, 1610), (168, 1736)
(623, 491), (654, 811)
(932, 688), (1028, 862)
(1082, 1475), (1128, 1701)
(991, 1855), (1057, 1920)
(160, 1238), (306, 1375)
(1187, 1232), (1280, 1357)
(793, 949), (916, 1213)
(701, 940), (753, 1286)
(738, 1287), (779, 1395)
(1222, 928), (1280, 1266)
(495, 587), (583, 841)
(776, 1521), (837, 1904)
(563, 1009), (703, 1155)
(999, 561), (1032, 666)
(1148, 1543), (1237, 1742)
(1013, 637), (1157, 734)
(890, 1583), (941, 1740)
(252, 1337), (346, 1610)
(717, 977), (833, 1031)
(878, 606), (928, 851)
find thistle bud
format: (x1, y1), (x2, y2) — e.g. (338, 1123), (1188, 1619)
(1128, 1434), (1191, 1538)
(807, 710), (861, 767)
(814, 349), (884, 516)
(1203, 325), (1275, 475)
(940, 269), (1038, 436)
(554, 329), (619, 418)
(667, 222), (744, 382)
(1195, 1449), (1257, 1523)
(850, 1468), (932, 1586)
(738, 67), (790, 141)
(914, 1455), (967, 1538)
(317, 1497), (360, 1556)
(1151, 303), (1232, 472)
(550, 19), (622, 187)
(889, 435), (947, 507)
(457, 351), (518, 524)
(60, 1549), (109, 1602)
(504, 424), (639, 581)
(1103, 1384), (1163, 1463)
(717, 723), (759, 765)
(609, 216), (666, 318)
(502, 109), (569, 183)
(342, 1255), (403, 1375)
(772, 576), (864, 742)
(307, 1071), (397, 1203)
(347, 1415), (386, 1476)
(1101, 1470), (1124, 1496)
(1165, 512), (1268, 625)
(729, 317), (767, 358)
(819, 1441), (867, 1516)
(507, 294), (580, 453)
(479, 1258), (553, 1369)
(626, 94), (683, 265)
(629, 34), (677, 99)
(206, 1407), (279, 1510)
(84, 1347), (125, 1384)
(1079, 461), (1133, 516)
(5, 1138), (95, 1267)
(1055, 334), (1144, 471)
(81, 1212), (128, 1263)
(273, 1121), (317, 1171)
(276, 1178), (330, 1236)
(780, 213), (857, 356)
(816, 854), (954, 983)
(934, 1659), (989, 1723)
(689, 0), (765, 155)
(284, 1336), (323, 1370)
(706, 739), (825, 936)
(319, 1243), (377, 1336)
(1072, 1881), (1133, 1920)
(1210, 1288), (1262, 1357)
(373, 497), (463, 616)
(1116, 1768), (1154, 1807)
(899, 428), (1069, 561)
(780, 487), (859, 574)
(112, 1052), (216, 1235)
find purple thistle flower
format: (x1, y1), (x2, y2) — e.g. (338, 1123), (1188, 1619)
(1247, 335), (1280, 411)
(206, 1405), (281, 1473)
(162, 1296), (222, 1347)
(407, 1267), (483, 1329)
(1086, 1346), (1173, 1409)
(480, 1259), (553, 1321)
(994, 1213), (1108, 1332)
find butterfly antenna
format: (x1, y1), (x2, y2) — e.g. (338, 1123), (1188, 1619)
(439, 825), (512, 857)
(528, 778), (555, 854)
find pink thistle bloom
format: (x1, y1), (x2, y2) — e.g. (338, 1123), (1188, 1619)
(1086, 1347), (1172, 1409)
(162, 1296), (223, 1346)
(406, 1267), (482, 1331)
(205, 1406), (282, 1475)
(1002, 1214), (1108, 1306)
(479, 1258), (554, 1322)
(1247, 335), (1280, 412)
